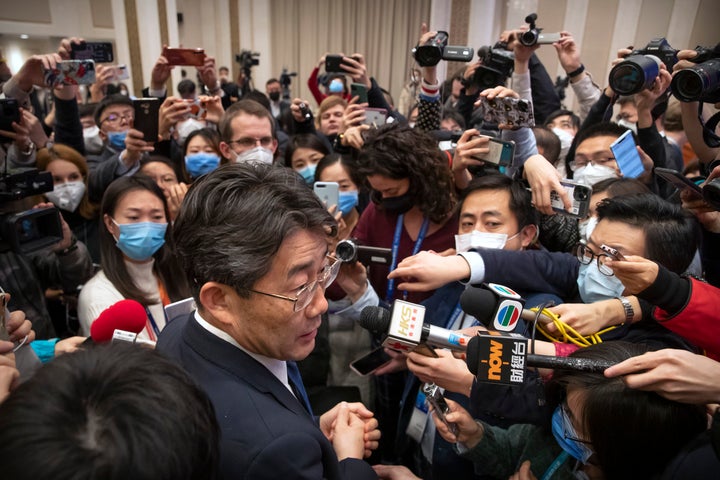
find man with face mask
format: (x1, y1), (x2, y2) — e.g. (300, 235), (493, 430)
(218, 99), (278, 165)
(265, 78), (290, 122)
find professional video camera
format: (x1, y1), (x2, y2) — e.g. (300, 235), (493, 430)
(465, 43), (515, 90)
(671, 43), (720, 103)
(412, 31), (474, 67)
(518, 13), (561, 47)
(279, 67), (297, 101)
(0, 168), (63, 254)
(608, 38), (678, 95)
(236, 50), (260, 76)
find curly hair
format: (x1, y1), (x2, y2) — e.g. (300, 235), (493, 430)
(357, 123), (456, 223)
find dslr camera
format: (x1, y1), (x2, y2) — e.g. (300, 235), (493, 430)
(518, 13), (561, 47)
(413, 31), (474, 67)
(0, 168), (63, 254)
(608, 38), (678, 95)
(466, 43), (515, 90)
(671, 43), (720, 103)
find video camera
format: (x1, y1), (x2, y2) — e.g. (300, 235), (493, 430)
(671, 43), (720, 103)
(518, 13), (561, 47)
(465, 42), (515, 90)
(608, 38), (678, 95)
(412, 31), (474, 67)
(279, 67), (297, 101)
(0, 169), (63, 254)
(236, 50), (260, 75)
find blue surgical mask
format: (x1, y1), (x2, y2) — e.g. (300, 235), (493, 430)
(577, 261), (625, 303)
(113, 220), (167, 261)
(338, 190), (359, 216)
(297, 164), (317, 186)
(551, 405), (594, 464)
(328, 80), (344, 93)
(107, 130), (128, 151)
(185, 152), (220, 178)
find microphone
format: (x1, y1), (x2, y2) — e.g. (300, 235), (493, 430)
(111, 329), (156, 347)
(465, 333), (616, 385)
(359, 301), (474, 354)
(85, 299), (148, 344)
(460, 284), (554, 331)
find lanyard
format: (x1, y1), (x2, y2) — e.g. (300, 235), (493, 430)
(541, 451), (570, 480)
(386, 214), (430, 303)
(145, 307), (162, 340)
(447, 302), (464, 329)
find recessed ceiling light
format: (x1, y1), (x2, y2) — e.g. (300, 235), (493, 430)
(20, 34), (29, 39)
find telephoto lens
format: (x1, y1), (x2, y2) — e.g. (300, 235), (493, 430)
(609, 55), (662, 95)
(671, 59), (720, 103)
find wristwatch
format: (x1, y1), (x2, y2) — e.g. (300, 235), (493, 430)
(617, 296), (634, 323)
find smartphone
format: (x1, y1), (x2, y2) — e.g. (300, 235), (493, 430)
(479, 97), (535, 128)
(363, 108), (388, 127)
(71, 41), (114, 63)
(654, 167), (704, 201)
(0, 98), (21, 144)
(470, 136), (516, 166)
(610, 129), (644, 179)
(351, 82), (368, 103)
(313, 181), (340, 208)
(163, 47), (206, 66)
(350, 346), (392, 376)
(412, 343), (439, 358)
(164, 297), (195, 323)
(185, 98), (206, 120)
(356, 245), (393, 266)
(132, 98), (160, 143)
(550, 179), (592, 218)
(600, 244), (626, 261)
(113, 64), (130, 81)
(44, 60), (96, 87)
(325, 54), (345, 73)
(423, 383), (458, 435)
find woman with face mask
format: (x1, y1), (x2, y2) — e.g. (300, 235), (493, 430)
(77, 175), (191, 341)
(284, 134), (331, 186)
(37, 145), (101, 263)
(182, 128), (224, 182)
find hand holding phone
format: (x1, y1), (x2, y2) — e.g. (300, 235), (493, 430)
(600, 244), (626, 261)
(44, 60), (96, 87)
(313, 181), (339, 209)
(654, 167), (704, 201)
(71, 42), (114, 63)
(479, 97), (535, 128)
(351, 82), (368, 103)
(363, 108), (387, 127)
(470, 135), (515, 166)
(349, 347), (392, 376)
(549, 179), (592, 218)
(423, 383), (458, 435)
(610, 130), (644, 179)
(163, 47), (206, 66)
(132, 98), (160, 142)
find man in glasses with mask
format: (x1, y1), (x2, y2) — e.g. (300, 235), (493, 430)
(218, 98), (278, 165)
(157, 163), (379, 479)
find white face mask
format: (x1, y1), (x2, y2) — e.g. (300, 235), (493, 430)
(176, 118), (206, 146)
(578, 215), (598, 244)
(234, 146), (274, 165)
(46, 181), (86, 212)
(455, 231), (509, 252)
(552, 127), (574, 160)
(83, 125), (104, 155)
(573, 164), (618, 187)
(616, 119), (638, 134)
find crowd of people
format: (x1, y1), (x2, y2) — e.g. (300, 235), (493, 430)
(0, 20), (718, 479)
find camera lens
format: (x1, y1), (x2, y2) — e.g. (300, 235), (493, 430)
(671, 59), (720, 102)
(519, 30), (538, 47)
(609, 55), (661, 95)
(703, 178), (720, 211)
(335, 239), (358, 263)
(575, 189), (588, 201)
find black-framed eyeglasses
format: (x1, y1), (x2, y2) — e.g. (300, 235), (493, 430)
(575, 243), (615, 276)
(568, 155), (616, 172)
(228, 136), (274, 149)
(249, 255), (340, 312)
(560, 402), (593, 445)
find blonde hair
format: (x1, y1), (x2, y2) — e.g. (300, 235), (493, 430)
(36, 144), (98, 219)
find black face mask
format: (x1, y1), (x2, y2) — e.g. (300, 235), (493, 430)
(269, 91), (280, 102)
(373, 190), (414, 215)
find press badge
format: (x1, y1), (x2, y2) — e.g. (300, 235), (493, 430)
(406, 389), (429, 443)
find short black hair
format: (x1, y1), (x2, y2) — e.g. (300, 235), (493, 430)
(532, 126), (561, 165)
(177, 79), (196, 96)
(596, 193), (700, 274)
(0, 343), (220, 480)
(458, 174), (538, 229)
(94, 93), (133, 127)
(284, 134), (330, 168)
(544, 109), (580, 130)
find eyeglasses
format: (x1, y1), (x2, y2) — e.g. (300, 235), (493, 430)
(575, 243), (614, 276)
(100, 111), (134, 125)
(228, 136), (274, 149)
(569, 155), (616, 171)
(560, 402), (593, 445)
(249, 255), (340, 312)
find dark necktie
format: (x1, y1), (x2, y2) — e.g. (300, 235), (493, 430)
(287, 361), (314, 416)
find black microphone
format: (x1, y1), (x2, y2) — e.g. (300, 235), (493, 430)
(465, 334), (616, 385)
(460, 284), (554, 330)
(359, 301), (474, 353)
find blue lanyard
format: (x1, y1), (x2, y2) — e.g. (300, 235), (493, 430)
(385, 214), (430, 303)
(447, 302), (464, 329)
(145, 307), (162, 337)
(541, 451), (570, 480)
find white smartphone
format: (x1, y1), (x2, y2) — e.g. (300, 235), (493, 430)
(164, 297), (195, 324)
(313, 181), (339, 209)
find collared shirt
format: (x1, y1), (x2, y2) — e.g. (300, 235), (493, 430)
(193, 310), (294, 395)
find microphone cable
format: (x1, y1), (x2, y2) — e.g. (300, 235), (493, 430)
(530, 306), (619, 347)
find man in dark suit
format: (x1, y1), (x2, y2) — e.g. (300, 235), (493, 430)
(158, 163), (380, 479)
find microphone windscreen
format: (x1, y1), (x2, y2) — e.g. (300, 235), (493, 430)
(359, 306), (391, 333)
(465, 335), (481, 375)
(90, 299), (148, 343)
(460, 286), (497, 327)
